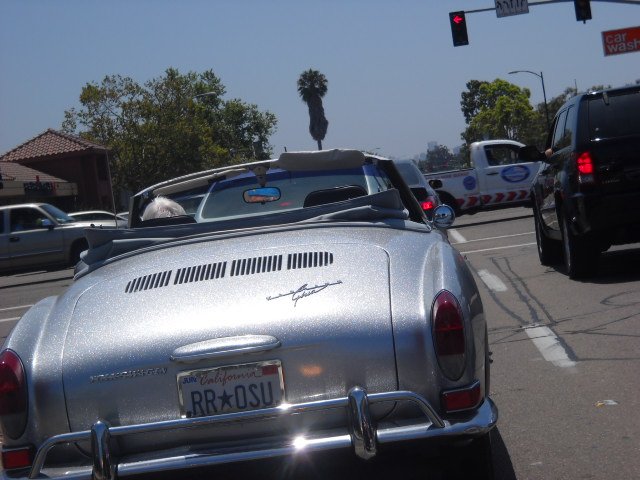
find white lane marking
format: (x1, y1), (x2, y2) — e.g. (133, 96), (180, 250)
(524, 325), (576, 368)
(477, 269), (508, 292)
(0, 317), (21, 323)
(448, 229), (467, 244)
(460, 242), (536, 254)
(455, 231), (534, 244)
(0, 305), (33, 313)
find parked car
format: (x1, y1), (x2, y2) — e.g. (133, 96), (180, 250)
(0, 203), (96, 273)
(0, 150), (497, 479)
(68, 210), (128, 228)
(525, 84), (640, 278)
(392, 158), (442, 220)
(116, 211), (130, 225)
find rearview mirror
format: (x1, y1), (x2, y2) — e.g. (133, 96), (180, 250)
(428, 179), (443, 189)
(243, 187), (281, 204)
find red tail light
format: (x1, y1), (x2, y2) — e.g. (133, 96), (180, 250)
(1, 446), (34, 470)
(432, 290), (466, 380)
(421, 199), (435, 212)
(441, 381), (481, 413)
(0, 350), (28, 439)
(575, 151), (595, 184)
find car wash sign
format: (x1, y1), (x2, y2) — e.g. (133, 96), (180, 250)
(602, 26), (640, 56)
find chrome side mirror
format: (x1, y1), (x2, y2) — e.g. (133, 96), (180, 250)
(433, 204), (455, 229)
(41, 218), (55, 229)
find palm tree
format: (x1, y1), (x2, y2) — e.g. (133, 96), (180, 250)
(297, 69), (329, 150)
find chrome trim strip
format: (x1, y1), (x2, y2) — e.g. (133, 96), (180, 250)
(119, 434), (353, 477)
(28, 390), (497, 480)
(170, 335), (281, 363)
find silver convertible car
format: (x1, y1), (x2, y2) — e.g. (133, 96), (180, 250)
(0, 149), (497, 479)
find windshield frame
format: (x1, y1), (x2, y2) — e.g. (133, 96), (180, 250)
(41, 204), (76, 224)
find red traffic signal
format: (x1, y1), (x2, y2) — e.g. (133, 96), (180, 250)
(449, 11), (469, 47)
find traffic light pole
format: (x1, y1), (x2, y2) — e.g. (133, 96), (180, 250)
(450, 1), (639, 46)
(463, 0), (639, 15)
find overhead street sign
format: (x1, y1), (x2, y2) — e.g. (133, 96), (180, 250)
(495, 0), (529, 18)
(602, 26), (640, 56)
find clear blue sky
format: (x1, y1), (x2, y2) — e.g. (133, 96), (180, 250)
(1, 0), (638, 159)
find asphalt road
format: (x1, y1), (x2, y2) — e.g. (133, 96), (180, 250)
(452, 207), (640, 480)
(1, 207), (639, 479)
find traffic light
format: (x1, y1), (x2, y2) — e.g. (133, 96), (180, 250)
(574, 0), (592, 22)
(449, 11), (469, 47)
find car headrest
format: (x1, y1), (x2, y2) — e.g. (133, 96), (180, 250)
(303, 185), (368, 208)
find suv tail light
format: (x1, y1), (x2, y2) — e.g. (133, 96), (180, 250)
(421, 198), (435, 212)
(0, 350), (28, 439)
(575, 151), (595, 185)
(432, 290), (466, 380)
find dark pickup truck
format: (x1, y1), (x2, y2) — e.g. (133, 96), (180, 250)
(524, 85), (640, 278)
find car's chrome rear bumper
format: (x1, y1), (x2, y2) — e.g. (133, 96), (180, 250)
(18, 387), (497, 480)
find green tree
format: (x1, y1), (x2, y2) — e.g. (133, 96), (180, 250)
(460, 79), (544, 146)
(297, 69), (329, 150)
(62, 68), (277, 193)
(422, 145), (455, 173)
(460, 80), (488, 124)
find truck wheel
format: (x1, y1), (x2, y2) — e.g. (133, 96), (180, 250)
(534, 212), (562, 266)
(559, 212), (597, 279)
(69, 240), (88, 266)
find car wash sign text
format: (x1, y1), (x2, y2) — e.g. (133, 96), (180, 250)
(602, 26), (640, 56)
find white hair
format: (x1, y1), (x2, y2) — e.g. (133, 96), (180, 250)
(142, 196), (187, 220)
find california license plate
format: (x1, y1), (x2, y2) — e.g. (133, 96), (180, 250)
(177, 360), (284, 418)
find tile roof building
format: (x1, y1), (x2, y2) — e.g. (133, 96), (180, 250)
(0, 162), (77, 200)
(1, 129), (113, 210)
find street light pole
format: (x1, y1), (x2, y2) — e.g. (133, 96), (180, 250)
(508, 70), (551, 133)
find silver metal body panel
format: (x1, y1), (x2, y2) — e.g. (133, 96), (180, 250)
(2, 153), (495, 478)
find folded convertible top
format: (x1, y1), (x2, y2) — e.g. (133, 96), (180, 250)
(76, 189), (411, 278)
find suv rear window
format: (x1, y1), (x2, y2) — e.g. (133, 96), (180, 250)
(394, 162), (423, 185)
(588, 90), (640, 139)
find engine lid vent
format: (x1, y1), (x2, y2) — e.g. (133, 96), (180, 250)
(125, 270), (172, 293)
(125, 251), (334, 291)
(174, 261), (227, 285)
(230, 255), (283, 277)
(287, 251), (333, 270)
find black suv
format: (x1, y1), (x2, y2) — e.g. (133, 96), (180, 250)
(527, 85), (640, 278)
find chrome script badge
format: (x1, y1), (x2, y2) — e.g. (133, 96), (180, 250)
(267, 280), (342, 307)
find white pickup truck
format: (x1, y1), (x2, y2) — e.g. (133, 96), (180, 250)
(425, 140), (542, 215)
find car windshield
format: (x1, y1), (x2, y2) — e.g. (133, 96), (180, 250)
(40, 204), (76, 224)
(153, 164), (393, 224)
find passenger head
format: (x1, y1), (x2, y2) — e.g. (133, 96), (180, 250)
(142, 196), (186, 220)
